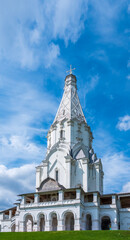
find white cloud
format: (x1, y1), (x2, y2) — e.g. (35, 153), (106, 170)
(117, 115), (130, 131)
(0, 0), (88, 69)
(93, 128), (130, 193)
(89, 0), (127, 43)
(102, 152), (130, 193)
(53, 0), (88, 45)
(87, 74), (99, 92)
(0, 135), (43, 164)
(0, 74), (58, 164)
(122, 182), (130, 193)
(0, 164), (36, 210)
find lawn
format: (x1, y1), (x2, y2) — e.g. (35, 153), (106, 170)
(0, 231), (130, 240)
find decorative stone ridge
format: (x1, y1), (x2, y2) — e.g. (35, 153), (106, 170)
(53, 74), (86, 123)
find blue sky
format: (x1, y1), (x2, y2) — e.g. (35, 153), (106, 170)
(0, 0), (130, 210)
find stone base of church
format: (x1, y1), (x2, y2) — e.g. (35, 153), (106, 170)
(0, 189), (130, 232)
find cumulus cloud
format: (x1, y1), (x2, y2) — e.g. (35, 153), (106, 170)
(93, 128), (130, 193)
(0, 0), (88, 69)
(102, 152), (130, 193)
(0, 164), (36, 210)
(0, 135), (43, 164)
(122, 182), (130, 193)
(0, 74), (58, 165)
(116, 115), (130, 131)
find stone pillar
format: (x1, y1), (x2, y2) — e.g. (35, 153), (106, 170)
(9, 210), (12, 219)
(93, 193), (98, 203)
(19, 221), (25, 232)
(82, 158), (89, 192)
(57, 219), (64, 231)
(36, 167), (41, 189)
(59, 190), (63, 201)
(45, 220), (50, 231)
(92, 219), (100, 230)
(74, 218), (81, 230)
(15, 218), (19, 232)
(33, 223), (38, 232)
(76, 189), (81, 200)
(65, 156), (71, 188)
(95, 164), (100, 192)
(44, 162), (48, 178)
(112, 195), (116, 205)
(34, 193), (39, 204)
(111, 219), (118, 230)
(21, 196), (25, 205)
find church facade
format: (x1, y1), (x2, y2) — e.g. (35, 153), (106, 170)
(0, 73), (130, 232)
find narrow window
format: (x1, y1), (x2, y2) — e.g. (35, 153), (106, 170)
(55, 170), (58, 182)
(60, 130), (64, 139)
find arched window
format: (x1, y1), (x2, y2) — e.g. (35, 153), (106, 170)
(55, 170), (58, 182)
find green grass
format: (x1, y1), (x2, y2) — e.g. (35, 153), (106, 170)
(0, 231), (130, 240)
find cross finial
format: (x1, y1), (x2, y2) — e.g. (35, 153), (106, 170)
(66, 65), (76, 75)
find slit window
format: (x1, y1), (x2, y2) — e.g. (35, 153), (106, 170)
(56, 170), (58, 182)
(60, 130), (64, 139)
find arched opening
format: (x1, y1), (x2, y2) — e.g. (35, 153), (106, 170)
(11, 223), (16, 232)
(65, 212), (74, 231)
(101, 216), (111, 230)
(86, 214), (92, 230)
(51, 213), (57, 231)
(39, 214), (45, 231)
(24, 215), (33, 232)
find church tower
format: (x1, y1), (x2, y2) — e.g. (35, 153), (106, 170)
(36, 72), (104, 194)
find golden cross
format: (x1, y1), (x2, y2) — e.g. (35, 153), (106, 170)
(66, 65), (76, 75)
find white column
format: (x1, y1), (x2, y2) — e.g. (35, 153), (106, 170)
(15, 218), (19, 232)
(92, 207), (100, 230)
(19, 221), (24, 232)
(112, 195), (116, 205)
(36, 167), (40, 189)
(43, 162), (48, 179)
(95, 164), (100, 192)
(111, 218), (118, 230)
(76, 189), (81, 200)
(34, 193), (39, 204)
(82, 158), (89, 192)
(74, 218), (81, 230)
(93, 193), (98, 203)
(57, 219), (64, 231)
(9, 210), (12, 219)
(65, 156), (71, 188)
(21, 196), (25, 205)
(33, 223), (38, 232)
(45, 219), (50, 231)
(58, 190), (63, 201)
(92, 219), (100, 230)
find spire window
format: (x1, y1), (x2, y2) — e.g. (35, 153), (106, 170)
(55, 169), (58, 182)
(60, 129), (65, 139)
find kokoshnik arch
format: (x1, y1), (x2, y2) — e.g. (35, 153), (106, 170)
(0, 72), (130, 232)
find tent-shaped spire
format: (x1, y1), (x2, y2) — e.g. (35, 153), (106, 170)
(53, 74), (86, 124)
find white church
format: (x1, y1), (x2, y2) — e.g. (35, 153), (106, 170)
(0, 71), (130, 232)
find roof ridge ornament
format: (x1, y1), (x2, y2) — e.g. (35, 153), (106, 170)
(66, 65), (76, 75)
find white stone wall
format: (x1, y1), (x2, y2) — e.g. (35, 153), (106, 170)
(120, 209), (130, 230)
